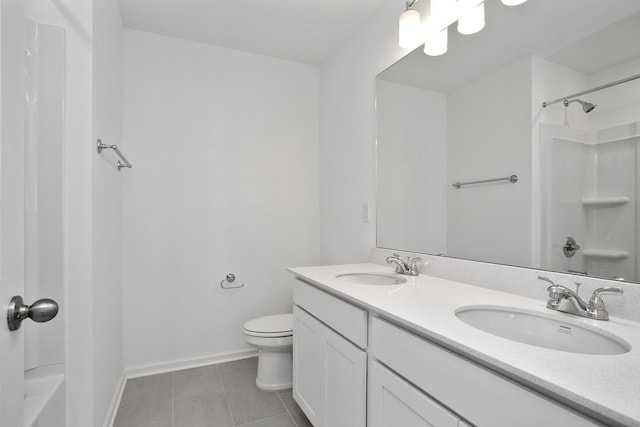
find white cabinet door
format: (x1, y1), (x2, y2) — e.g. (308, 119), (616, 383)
(370, 361), (462, 427)
(293, 305), (367, 427)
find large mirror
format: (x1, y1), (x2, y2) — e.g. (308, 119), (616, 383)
(376, 0), (640, 283)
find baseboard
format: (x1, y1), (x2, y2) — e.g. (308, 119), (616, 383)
(126, 349), (259, 379)
(103, 370), (126, 427)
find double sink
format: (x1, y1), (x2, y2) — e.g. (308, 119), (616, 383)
(336, 272), (630, 356)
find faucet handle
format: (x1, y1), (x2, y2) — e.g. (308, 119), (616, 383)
(589, 287), (623, 304)
(538, 276), (572, 309)
(538, 275), (557, 287)
(587, 287), (623, 320)
(408, 257), (423, 276)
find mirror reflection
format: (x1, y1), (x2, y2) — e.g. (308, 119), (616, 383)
(376, 0), (640, 283)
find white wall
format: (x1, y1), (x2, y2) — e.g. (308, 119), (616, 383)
(587, 58), (640, 130)
(92, 0), (124, 424)
(319, 0), (408, 264)
(122, 30), (320, 372)
(376, 80), (447, 254)
(447, 58), (532, 267)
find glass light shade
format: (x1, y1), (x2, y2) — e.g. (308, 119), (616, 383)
(399, 9), (422, 48)
(501, 0), (527, 5)
(457, 2), (485, 35)
(424, 29), (448, 56)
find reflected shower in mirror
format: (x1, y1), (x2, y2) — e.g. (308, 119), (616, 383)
(376, 0), (640, 283)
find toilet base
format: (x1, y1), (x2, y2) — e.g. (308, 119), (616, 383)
(255, 349), (292, 391)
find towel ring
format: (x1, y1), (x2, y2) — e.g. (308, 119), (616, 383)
(220, 273), (244, 289)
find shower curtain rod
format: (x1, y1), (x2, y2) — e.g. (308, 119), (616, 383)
(542, 72), (640, 108)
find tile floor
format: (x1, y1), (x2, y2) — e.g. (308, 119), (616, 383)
(114, 357), (312, 427)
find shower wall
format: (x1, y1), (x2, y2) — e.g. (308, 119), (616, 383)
(585, 127), (638, 281)
(122, 30), (320, 373)
(536, 56), (640, 282)
(540, 125), (639, 282)
(24, 19), (65, 373)
(538, 124), (590, 275)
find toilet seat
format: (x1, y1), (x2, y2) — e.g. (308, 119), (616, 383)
(243, 313), (292, 338)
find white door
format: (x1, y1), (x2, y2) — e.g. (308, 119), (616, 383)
(0, 0), (27, 425)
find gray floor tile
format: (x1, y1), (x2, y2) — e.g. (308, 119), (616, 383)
(218, 357), (259, 390)
(114, 358), (301, 427)
(238, 413), (296, 427)
(121, 373), (172, 402)
(277, 390), (312, 427)
(225, 387), (287, 426)
(114, 374), (172, 427)
(139, 421), (172, 427)
(174, 364), (224, 400)
(174, 392), (234, 427)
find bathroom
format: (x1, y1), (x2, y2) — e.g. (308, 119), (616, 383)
(1, 0), (639, 426)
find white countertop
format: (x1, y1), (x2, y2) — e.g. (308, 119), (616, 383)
(288, 263), (640, 427)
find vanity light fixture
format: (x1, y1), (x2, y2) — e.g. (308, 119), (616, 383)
(424, 0), (455, 56)
(457, 1), (485, 35)
(399, 0), (528, 55)
(399, 0), (422, 48)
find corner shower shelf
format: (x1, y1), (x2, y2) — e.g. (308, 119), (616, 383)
(582, 249), (629, 259)
(596, 133), (640, 145)
(582, 197), (630, 207)
(25, 365), (65, 427)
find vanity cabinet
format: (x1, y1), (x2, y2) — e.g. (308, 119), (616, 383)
(292, 281), (367, 427)
(292, 279), (603, 427)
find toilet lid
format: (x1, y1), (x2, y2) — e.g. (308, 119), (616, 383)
(243, 313), (293, 337)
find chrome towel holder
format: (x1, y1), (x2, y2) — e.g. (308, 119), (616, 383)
(452, 174), (518, 189)
(97, 139), (132, 171)
(220, 273), (244, 289)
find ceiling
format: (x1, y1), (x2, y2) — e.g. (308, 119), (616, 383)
(378, 0), (640, 93)
(117, 0), (387, 65)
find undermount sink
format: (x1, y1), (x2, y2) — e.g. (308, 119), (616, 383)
(455, 306), (630, 355)
(335, 272), (407, 286)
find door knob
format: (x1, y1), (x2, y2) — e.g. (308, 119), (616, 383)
(6, 295), (59, 331)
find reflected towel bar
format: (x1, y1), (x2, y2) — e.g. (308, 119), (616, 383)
(97, 139), (132, 171)
(453, 174), (518, 189)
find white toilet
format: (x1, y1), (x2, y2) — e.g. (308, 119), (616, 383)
(243, 313), (293, 391)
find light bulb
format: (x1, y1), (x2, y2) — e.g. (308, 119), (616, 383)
(424, 0), (454, 56)
(501, 0), (527, 5)
(399, 9), (422, 48)
(424, 29), (448, 56)
(457, 2), (485, 35)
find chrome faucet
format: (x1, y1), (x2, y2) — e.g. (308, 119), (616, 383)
(386, 253), (422, 276)
(538, 276), (623, 320)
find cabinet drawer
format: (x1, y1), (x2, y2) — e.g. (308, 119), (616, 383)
(293, 279), (367, 348)
(370, 361), (464, 427)
(371, 317), (602, 427)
